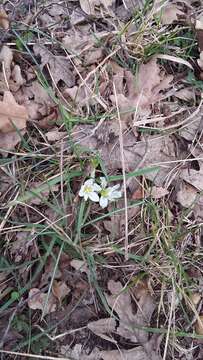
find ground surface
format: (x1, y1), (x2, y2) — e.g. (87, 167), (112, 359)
(0, 0), (203, 359)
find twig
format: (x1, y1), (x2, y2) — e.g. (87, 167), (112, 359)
(113, 83), (128, 260)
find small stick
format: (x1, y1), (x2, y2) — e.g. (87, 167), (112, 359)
(113, 83), (128, 260)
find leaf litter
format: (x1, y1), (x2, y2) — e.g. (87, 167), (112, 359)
(0, 0), (203, 359)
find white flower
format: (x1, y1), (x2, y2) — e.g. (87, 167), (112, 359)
(99, 177), (122, 208)
(79, 179), (101, 202)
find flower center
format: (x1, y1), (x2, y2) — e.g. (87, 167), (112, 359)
(101, 189), (110, 198)
(84, 186), (92, 193)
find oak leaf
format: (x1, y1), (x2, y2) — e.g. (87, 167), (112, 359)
(0, 91), (28, 133)
(33, 44), (75, 87)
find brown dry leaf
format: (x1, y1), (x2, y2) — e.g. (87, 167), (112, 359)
(87, 318), (116, 336)
(70, 259), (89, 274)
(110, 57), (173, 123)
(175, 87), (195, 102)
(45, 128), (67, 142)
(180, 163), (203, 191)
(158, 3), (184, 25)
(100, 347), (151, 360)
(190, 292), (201, 307)
(80, 0), (115, 16)
(0, 169), (12, 195)
(150, 186), (169, 199)
(16, 81), (55, 121)
(26, 182), (51, 205)
(33, 44), (75, 87)
(176, 181), (203, 220)
(0, 46), (13, 80)
(195, 315), (203, 335)
(0, 6), (9, 30)
(0, 91), (28, 133)
(40, 255), (62, 288)
(10, 231), (35, 263)
(195, 12), (203, 51)
(87, 318), (117, 343)
(73, 125), (178, 186)
(179, 112), (202, 141)
(0, 130), (25, 155)
(52, 280), (70, 303)
(197, 51), (203, 70)
(176, 182), (198, 208)
(105, 280), (155, 344)
(131, 187), (143, 200)
(103, 200), (140, 239)
(12, 65), (24, 87)
(28, 288), (57, 315)
(62, 26), (95, 56)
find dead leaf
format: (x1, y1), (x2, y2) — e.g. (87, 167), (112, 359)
(175, 87), (195, 102)
(197, 51), (203, 70)
(150, 186), (169, 199)
(28, 288), (57, 315)
(180, 163), (203, 191)
(110, 57), (173, 123)
(105, 280), (155, 344)
(158, 4), (185, 25)
(26, 181), (51, 205)
(0, 46), (13, 80)
(0, 6), (9, 30)
(0, 130), (25, 155)
(12, 65), (24, 87)
(103, 200), (140, 239)
(15, 81), (55, 121)
(195, 315), (203, 335)
(0, 91), (28, 133)
(131, 187), (143, 200)
(176, 182), (198, 208)
(52, 280), (70, 303)
(87, 318), (117, 343)
(62, 27), (95, 56)
(46, 128), (67, 142)
(70, 259), (89, 274)
(87, 317), (116, 335)
(100, 347), (152, 360)
(33, 44), (75, 87)
(40, 255), (62, 287)
(84, 48), (103, 65)
(80, 0), (115, 16)
(176, 181), (203, 220)
(179, 112), (202, 141)
(73, 125), (178, 186)
(190, 292), (201, 307)
(10, 231), (35, 263)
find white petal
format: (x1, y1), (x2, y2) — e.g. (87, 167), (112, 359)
(100, 177), (107, 189)
(84, 178), (94, 186)
(111, 184), (120, 191)
(93, 183), (102, 192)
(84, 194), (89, 201)
(100, 196), (108, 208)
(89, 192), (99, 202)
(79, 187), (85, 197)
(111, 190), (122, 199)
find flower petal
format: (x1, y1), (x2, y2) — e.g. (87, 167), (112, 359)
(100, 177), (107, 189)
(93, 183), (102, 192)
(111, 190), (122, 199)
(89, 192), (99, 202)
(84, 178), (94, 186)
(100, 196), (108, 208)
(111, 184), (120, 191)
(84, 194), (89, 201)
(79, 187), (85, 197)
